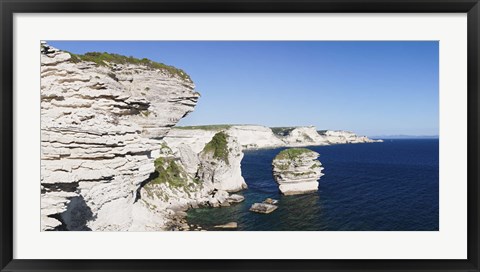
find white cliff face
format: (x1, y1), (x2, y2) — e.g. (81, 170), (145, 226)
(175, 144), (201, 176)
(272, 148), (324, 195)
(196, 132), (248, 192)
(40, 43), (199, 231)
(127, 139), (244, 231)
(163, 124), (285, 153)
(164, 128), (250, 193)
(227, 125), (285, 149)
(136, 146), (211, 229)
(164, 129), (217, 154)
(320, 130), (383, 144)
(80, 63), (199, 139)
(281, 126), (329, 147)
(165, 125), (381, 152)
(116, 67), (199, 139)
(135, 143), (239, 230)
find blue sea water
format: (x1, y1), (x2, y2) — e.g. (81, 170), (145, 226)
(186, 139), (439, 231)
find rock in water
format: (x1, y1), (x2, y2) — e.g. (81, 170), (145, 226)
(272, 148), (324, 195)
(196, 131), (248, 192)
(249, 203), (278, 214)
(227, 194), (245, 203)
(214, 222), (238, 229)
(263, 198), (278, 205)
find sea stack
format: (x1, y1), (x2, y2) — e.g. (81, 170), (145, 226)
(196, 131), (248, 192)
(272, 148), (324, 195)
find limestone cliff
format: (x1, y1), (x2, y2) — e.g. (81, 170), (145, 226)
(164, 128), (218, 154)
(318, 130), (383, 144)
(40, 43), (199, 231)
(226, 125), (285, 149)
(272, 148), (324, 195)
(165, 125), (382, 151)
(135, 144), (210, 230)
(134, 141), (239, 230)
(196, 132), (248, 192)
(280, 126), (329, 146)
(164, 128), (250, 193)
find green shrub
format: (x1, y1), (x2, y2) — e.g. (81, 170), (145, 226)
(275, 148), (313, 160)
(274, 162), (290, 170)
(66, 51), (82, 63)
(140, 110), (150, 117)
(147, 157), (189, 188)
(202, 131), (229, 164)
(65, 51), (191, 81)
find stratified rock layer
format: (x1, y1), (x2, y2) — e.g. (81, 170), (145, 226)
(249, 203), (278, 214)
(197, 132), (248, 192)
(40, 43), (199, 231)
(272, 148), (324, 195)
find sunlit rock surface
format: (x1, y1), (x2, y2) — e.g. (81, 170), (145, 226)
(40, 43), (199, 231)
(196, 132), (248, 192)
(272, 148), (324, 195)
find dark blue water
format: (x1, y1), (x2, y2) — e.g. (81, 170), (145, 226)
(187, 139), (439, 231)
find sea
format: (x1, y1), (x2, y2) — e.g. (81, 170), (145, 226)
(186, 139), (439, 231)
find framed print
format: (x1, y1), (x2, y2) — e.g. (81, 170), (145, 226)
(1, 0), (479, 271)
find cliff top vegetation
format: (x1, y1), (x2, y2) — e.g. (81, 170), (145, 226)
(176, 125), (233, 131)
(67, 51), (191, 81)
(275, 148), (315, 160)
(202, 131), (230, 164)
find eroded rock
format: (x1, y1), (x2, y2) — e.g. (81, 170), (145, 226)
(272, 148), (324, 195)
(227, 194), (245, 203)
(214, 222), (238, 229)
(249, 203), (278, 214)
(40, 43), (199, 231)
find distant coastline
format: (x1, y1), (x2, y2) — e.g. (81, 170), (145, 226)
(370, 135), (439, 139)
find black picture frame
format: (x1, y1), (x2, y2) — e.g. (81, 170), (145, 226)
(1, 0), (479, 271)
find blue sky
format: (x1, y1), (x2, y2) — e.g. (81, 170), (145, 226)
(48, 41), (439, 136)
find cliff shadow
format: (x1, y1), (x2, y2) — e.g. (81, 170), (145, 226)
(59, 195), (94, 231)
(135, 170), (160, 202)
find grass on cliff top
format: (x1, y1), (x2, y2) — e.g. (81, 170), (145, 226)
(176, 124), (233, 131)
(275, 148), (313, 160)
(67, 51), (191, 81)
(202, 131), (229, 164)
